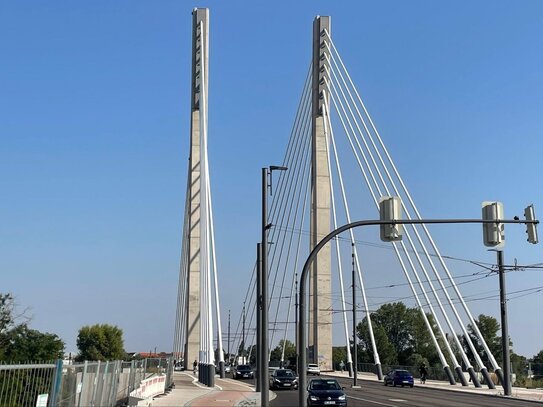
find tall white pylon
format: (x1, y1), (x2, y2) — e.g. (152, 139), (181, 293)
(173, 8), (224, 387)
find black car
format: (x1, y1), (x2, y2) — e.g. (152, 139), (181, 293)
(233, 364), (254, 380)
(269, 369), (298, 390)
(307, 378), (347, 406)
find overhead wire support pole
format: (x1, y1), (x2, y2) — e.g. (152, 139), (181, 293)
(256, 243), (262, 392)
(498, 250), (512, 396)
(351, 243), (360, 388)
(297, 217), (538, 407)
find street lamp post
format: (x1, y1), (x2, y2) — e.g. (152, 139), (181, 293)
(261, 165), (287, 407)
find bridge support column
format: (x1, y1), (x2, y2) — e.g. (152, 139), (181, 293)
(184, 8), (208, 378)
(309, 14), (333, 373)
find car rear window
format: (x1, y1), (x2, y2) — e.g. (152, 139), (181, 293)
(311, 380), (341, 390)
(396, 371), (411, 377)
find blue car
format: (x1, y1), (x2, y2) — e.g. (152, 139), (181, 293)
(384, 369), (414, 387)
(307, 378), (347, 406)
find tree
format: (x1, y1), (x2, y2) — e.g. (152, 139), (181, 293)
(358, 317), (397, 365)
(356, 302), (442, 366)
(464, 314), (503, 369)
(332, 346), (348, 368)
(270, 339), (296, 363)
(76, 324), (125, 361)
(1, 293), (63, 362)
(2, 324), (64, 362)
(531, 350), (543, 379)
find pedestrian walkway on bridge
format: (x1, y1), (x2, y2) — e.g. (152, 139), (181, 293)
(150, 372), (275, 406)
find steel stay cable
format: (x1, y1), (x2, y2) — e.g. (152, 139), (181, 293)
(325, 30), (501, 373)
(327, 49), (486, 374)
(236, 74), (308, 364)
(173, 159), (191, 358)
(325, 104), (354, 367)
(324, 90), (383, 366)
(327, 80), (458, 370)
(268, 127), (312, 358)
(267, 105), (312, 342)
(266, 87), (312, 320)
(281, 175), (311, 363)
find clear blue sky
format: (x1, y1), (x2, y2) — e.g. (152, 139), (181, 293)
(1, 1), (542, 359)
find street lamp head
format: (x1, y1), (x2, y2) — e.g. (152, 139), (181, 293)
(269, 165), (288, 171)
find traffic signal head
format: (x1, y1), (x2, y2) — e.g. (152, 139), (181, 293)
(379, 196), (402, 242)
(482, 201), (505, 247)
(524, 204), (539, 244)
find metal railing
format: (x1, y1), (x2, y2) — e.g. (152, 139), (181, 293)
(0, 357), (174, 407)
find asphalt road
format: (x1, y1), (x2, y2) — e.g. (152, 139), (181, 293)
(270, 375), (540, 407)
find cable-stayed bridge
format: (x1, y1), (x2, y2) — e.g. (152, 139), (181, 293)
(172, 8), (538, 400)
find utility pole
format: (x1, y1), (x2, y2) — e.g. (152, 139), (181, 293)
(295, 273), (298, 373)
(242, 302), (246, 364)
(351, 244), (360, 388)
(256, 243), (262, 392)
(228, 310), (231, 366)
(497, 250), (512, 396)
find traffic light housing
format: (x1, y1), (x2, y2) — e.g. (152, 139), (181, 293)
(379, 196), (402, 242)
(482, 201), (505, 247)
(524, 204), (538, 244)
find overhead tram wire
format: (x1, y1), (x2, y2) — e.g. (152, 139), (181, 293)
(325, 31), (501, 379)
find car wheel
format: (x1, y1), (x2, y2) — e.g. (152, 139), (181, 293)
(410, 384), (413, 388)
(393, 382), (397, 387)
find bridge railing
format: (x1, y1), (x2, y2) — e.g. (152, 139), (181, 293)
(353, 362), (451, 382)
(0, 357), (174, 407)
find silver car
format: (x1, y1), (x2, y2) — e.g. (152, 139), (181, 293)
(307, 363), (321, 376)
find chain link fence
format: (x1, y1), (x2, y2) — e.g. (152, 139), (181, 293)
(0, 357), (174, 407)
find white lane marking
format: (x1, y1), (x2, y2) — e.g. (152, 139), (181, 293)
(216, 378), (255, 391)
(389, 399), (407, 402)
(347, 395), (399, 406)
(182, 372), (222, 390)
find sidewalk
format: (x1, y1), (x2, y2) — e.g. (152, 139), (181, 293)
(327, 370), (543, 403)
(149, 372), (275, 407)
